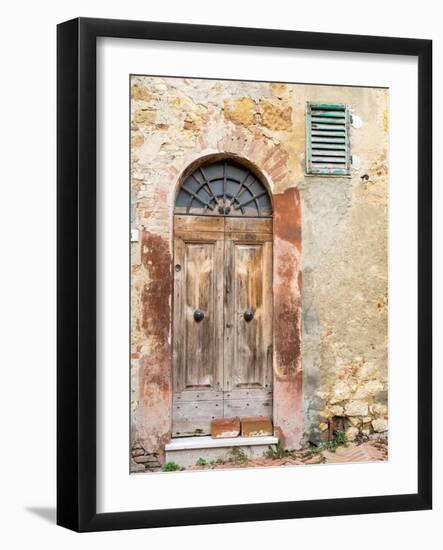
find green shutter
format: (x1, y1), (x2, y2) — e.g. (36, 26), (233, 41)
(306, 102), (351, 176)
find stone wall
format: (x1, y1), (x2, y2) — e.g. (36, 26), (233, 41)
(130, 76), (388, 460)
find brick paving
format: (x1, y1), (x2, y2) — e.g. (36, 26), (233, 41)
(322, 441), (387, 464)
(181, 441), (387, 471)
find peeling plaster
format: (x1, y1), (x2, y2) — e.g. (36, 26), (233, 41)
(130, 76), (388, 458)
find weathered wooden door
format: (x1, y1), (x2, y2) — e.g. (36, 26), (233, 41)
(172, 216), (225, 436)
(223, 218), (273, 419)
(172, 215), (273, 437)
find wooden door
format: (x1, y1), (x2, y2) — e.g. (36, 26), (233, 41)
(172, 216), (224, 437)
(172, 216), (273, 437)
(223, 218), (273, 418)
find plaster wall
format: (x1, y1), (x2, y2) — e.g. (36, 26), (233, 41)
(130, 76), (388, 463)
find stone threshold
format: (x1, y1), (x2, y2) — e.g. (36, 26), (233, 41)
(165, 435), (278, 451)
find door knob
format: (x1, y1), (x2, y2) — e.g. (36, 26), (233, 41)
(193, 309), (204, 322)
(244, 309), (254, 322)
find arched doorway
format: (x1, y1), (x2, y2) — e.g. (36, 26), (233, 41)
(172, 158), (273, 437)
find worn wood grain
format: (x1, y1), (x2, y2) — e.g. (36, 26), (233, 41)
(172, 215), (224, 436)
(184, 241), (215, 387)
(224, 220), (273, 418)
(225, 217), (272, 235)
(224, 398), (273, 418)
(172, 400), (223, 437)
(223, 388), (273, 401)
(173, 390), (223, 402)
(175, 214), (224, 235)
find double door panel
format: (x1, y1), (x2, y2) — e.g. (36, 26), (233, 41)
(172, 215), (273, 437)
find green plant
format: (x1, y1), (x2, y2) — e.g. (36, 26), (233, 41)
(303, 445), (323, 457)
(208, 458), (224, 466)
(196, 457), (207, 466)
(322, 430), (347, 453)
(335, 430), (347, 446)
(162, 461), (182, 472)
(303, 431), (348, 458)
(266, 441), (291, 460)
(228, 447), (248, 464)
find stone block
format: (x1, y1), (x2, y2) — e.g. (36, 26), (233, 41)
(223, 97), (256, 127)
(345, 400), (369, 417)
(371, 403), (388, 416)
(211, 417), (240, 438)
(330, 381), (352, 404)
(354, 380), (384, 400)
(131, 448), (145, 458)
(346, 426), (359, 442)
(330, 405), (344, 417)
(131, 459), (146, 473)
(372, 417), (388, 433)
(133, 454), (159, 464)
(260, 98), (292, 131)
(241, 416), (273, 437)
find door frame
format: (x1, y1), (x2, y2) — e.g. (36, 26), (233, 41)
(169, 152), (305, 451)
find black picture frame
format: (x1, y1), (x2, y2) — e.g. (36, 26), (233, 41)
(57, 17), (432, 532)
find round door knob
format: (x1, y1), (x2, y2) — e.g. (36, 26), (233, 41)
(193, 309), (204, 322)
(244, 309), (254, 322)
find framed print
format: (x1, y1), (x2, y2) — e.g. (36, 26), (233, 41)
(57, 17), (432, 532)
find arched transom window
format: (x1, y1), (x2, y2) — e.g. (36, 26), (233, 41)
(175, 160), (272, 217)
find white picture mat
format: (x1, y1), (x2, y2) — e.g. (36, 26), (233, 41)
(96, 37), (418, 513)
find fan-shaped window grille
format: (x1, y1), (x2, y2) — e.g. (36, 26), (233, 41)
(175, 160), (272, 217)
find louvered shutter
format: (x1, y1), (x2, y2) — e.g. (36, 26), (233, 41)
(306, 103), (351, 176)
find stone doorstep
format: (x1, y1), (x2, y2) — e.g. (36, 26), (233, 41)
(165, 435), (278, 451)
(165, 435), (279, 467)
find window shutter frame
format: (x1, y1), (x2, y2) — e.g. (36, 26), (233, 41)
(306, 102), (351, 176)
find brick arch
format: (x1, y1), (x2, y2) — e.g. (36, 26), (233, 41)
(167, 126), (291, 213)
(215, 127), (291, 190)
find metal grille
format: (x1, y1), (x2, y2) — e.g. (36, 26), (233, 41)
(175, 160), (272, 217)
(306, 103), (351, 176)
